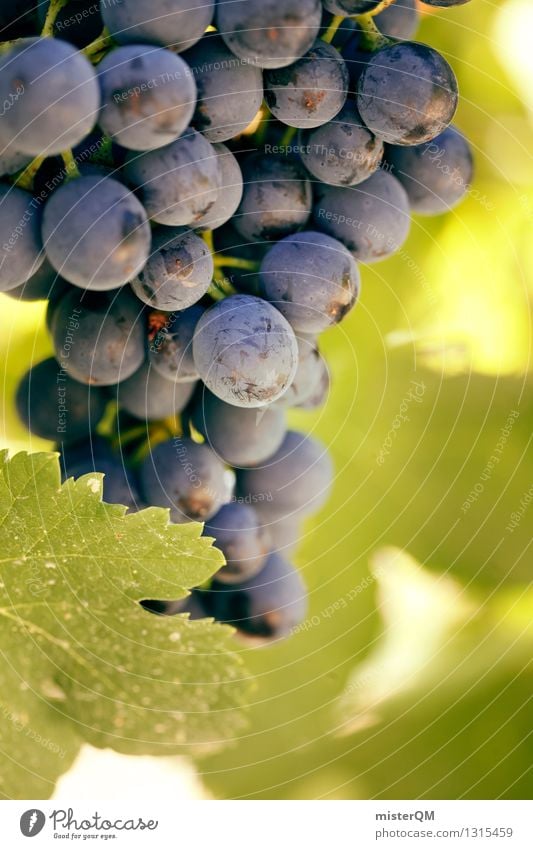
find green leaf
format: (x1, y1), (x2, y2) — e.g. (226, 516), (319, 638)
(0, 451), (249, 799)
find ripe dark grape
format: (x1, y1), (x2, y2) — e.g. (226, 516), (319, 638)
(113, 361), (196, 420)
(50, 286), (146, 386)
(148, 305), (204, 383)
(101, 0), (215, 52)
(260, 231), (360, 333)
(376, 0), (419, 40)
(194, 144), (244, 232)
(385, 125), (474, 215)
(192, 295), (299, 408)
(322, 1), (382, 12)
(204, 551), (307, 641)
(0, 38), (99, 156)
(299, 102), (383, 187)
(183, 34), (263, 143)
(0, 147), (32, 178)
(204, 503), (270, 584)
(357, 42), (458, 146)
(191, 389), (287, 468)
(42, 176), (151, 291)
(238, 430), (333, 520)
(139, 437), (234, 523)
(233, 153), (312, 243)
(96, 45), (197, 151)
(420, 0), (471, 6)
(215, 0), (322, 70)
(16, 357), (107, 442)
(0, 184), (44, 291)
(264, 40), (348, 129)
(129, 226), (213, 311)
(313, 169), (411, 263)
(273, 338), (330, 409)
(123, 128), (220, 226)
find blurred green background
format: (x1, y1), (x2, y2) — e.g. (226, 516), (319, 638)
(1, 1), (531, 799)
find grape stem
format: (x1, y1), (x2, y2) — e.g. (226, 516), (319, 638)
(279, 125), (297, 147)
(321, 15), (345, 45)
(213, 256), (259, 272)
(41, 0), (70, 37)
(61, 149), (81, 180)
(13, 155), (47, 191)
(355, 14), (390, 51)
(82, 27), (114, 62)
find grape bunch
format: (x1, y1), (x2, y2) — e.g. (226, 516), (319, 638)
(3, 0), (473, 643)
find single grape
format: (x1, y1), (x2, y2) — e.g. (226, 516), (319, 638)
(420, 0), (471, 6)
(101, 0), (215, 52)
(192, 294), (299, 408)
(260, 231), (360, 333)
(183, 34), (263, 143)
(113, 361), (196, 420)
(238, 430), (333, 520)
(148, 305), (204, 383)
(4, 259), (65, 302)
(322, 1), (381, 12)
(191, 388), (287, 468)
(96, 45), (196, 151)
(0, 38), (100, 156)
(203, 551), (307, 641)
(0, 184), (44, 291)
(376, 0), (419, 40)
(313, 170), (411, 263)
(204, 503), (270, 584)
(123, 128), (221, 226)
(50, 286), (146, 386)
(232, 152), (312, 243)
(130, 226), (213, 311)
(216, 0), (322, 70)
(357, 42), (458, 146)
(273, 338), (330, 409)
(264, 40), (348, 130)
(16, 357), (107, 442)
(42, 175), (151, 291)
(385, 125), (474, 214)
(139, 437), (234, 523)
(194, 144), (244, 231)
(299, 102), (383, 187)
(297, 352), (330, 410)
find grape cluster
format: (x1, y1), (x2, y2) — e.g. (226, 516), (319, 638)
(3, 0), (473, 643)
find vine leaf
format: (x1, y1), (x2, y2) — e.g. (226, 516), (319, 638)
(0, 451), (249, 799)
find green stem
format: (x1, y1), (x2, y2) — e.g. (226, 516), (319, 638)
(41, 0), (70, 37)
(253, 105), (270, 146)
(280, 125), (297, 147)
(82, 27), (114, 61)
(321, 14), (344, 45)
(0, 38), (23, 55)
(202, 230), (214, 253)
(213, 256), (259, 272)
(13, 155), (46, 191)
(61, 149), (81, 180)
(355, 14), (390, 51)
(364, 0), (397, 15)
